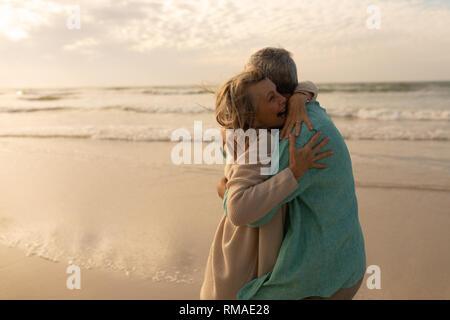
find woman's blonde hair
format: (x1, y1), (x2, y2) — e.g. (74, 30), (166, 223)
(215, 68), (266, 130)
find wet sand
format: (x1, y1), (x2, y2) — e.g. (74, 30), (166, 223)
(0, 138), (449, 299)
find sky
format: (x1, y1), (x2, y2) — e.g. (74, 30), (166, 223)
(1, 0), (450, 87)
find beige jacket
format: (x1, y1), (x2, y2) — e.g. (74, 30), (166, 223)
(200, 82), (318, 300)
(200, 164), (298, 300)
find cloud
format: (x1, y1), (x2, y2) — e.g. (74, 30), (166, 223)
(0, 0), (449, 86)
(2, 0), (449, 53)
(63, 38), (99, 55)
(0, 0), (60, 40)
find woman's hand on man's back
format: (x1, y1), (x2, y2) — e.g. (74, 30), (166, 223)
(288, 132), (333, 180)
(217, 176), (228, 199)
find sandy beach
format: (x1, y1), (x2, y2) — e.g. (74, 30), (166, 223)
(0, 137), (449, 300)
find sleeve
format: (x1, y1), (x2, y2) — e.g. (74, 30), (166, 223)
(225, 165), (298, 227)
(294, 81), (318, 101)
(248, 118), (332, 227)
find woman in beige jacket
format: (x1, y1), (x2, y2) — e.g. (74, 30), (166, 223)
(200, 69), (332, 299)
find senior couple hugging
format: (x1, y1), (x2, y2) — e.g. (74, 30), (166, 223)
(200, 47), (366, 300)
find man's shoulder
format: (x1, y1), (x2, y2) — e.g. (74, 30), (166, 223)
(305, 101), (328, 122)
(298, 102), (343, 142)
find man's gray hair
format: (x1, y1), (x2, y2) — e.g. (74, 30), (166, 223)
(244, 47), (298, 94)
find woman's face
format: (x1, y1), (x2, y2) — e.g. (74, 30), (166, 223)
(248, 78), (287, 129)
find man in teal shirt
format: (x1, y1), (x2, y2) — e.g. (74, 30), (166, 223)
(224, 47), (366, 300)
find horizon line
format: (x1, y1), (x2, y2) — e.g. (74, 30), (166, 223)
(2, 79), (450, 90)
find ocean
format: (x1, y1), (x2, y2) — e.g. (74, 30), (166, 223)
(0, 81), (449, 142)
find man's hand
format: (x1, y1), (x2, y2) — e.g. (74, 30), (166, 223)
(217, 176), (228, 199)
(280, 92), (314, 140)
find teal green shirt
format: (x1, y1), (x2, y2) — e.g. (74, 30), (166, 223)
(224, 101), (366, 300)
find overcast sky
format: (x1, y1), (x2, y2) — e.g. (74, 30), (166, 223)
(1, 0), (450, 87)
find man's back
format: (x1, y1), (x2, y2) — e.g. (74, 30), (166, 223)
(239, 101), (366, 300)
